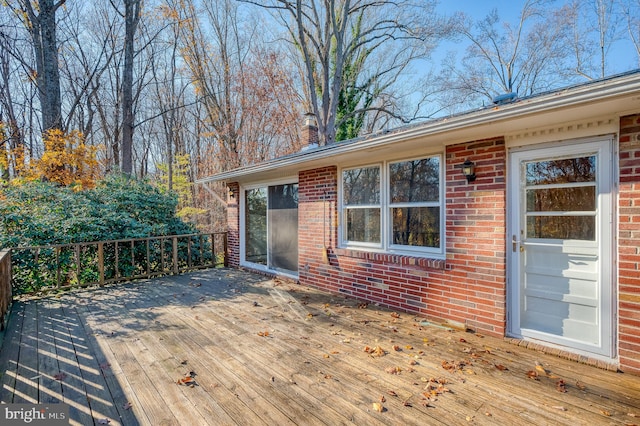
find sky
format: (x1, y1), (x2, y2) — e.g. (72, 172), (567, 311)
(434, 0), (638, 76)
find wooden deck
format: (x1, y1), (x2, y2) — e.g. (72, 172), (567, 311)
(0, 268), (638, 425)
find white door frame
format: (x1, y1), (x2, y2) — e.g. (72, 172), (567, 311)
(507, 136), (615, 359)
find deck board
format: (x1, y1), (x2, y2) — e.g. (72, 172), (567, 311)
(0, 268), (639, 425)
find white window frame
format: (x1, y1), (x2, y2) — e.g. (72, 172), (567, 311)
(339, 153), (445, 258)
(341, 163), (383, 249)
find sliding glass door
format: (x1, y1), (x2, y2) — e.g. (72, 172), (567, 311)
(244, 183), (298, 275)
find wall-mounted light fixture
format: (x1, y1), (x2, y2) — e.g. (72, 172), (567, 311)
(227, 185), (236, 199)
(462, 159), (476, 183)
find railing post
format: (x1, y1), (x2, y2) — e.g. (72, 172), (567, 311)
(146, 239), (150, 276)
(172, 237), (178, 274)
(75, 245), (81, 288)
(55, 247), (61, 288)
(115, 241), (119, 280)
(98, 242), (104, 286)
(223, 232), (229, 267)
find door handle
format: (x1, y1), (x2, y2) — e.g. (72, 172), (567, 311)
(512, 235), (523, 252)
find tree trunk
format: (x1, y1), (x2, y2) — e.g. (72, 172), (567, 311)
(20, 0), (65, 134)
(121, 0), (141, 175)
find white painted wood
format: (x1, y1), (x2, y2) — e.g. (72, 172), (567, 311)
(508, 137), (614, 358)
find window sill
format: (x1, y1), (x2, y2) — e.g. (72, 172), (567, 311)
(332, 247), (446, 270)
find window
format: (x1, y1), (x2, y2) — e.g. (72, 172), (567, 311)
(343, 166), (381, 244)
(389, 157), (440, 248)
(341, 154), (443, 256)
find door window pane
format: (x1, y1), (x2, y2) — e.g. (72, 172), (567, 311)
(526, 216), (595, 240)
(526, 186), (595, 212)
(526, 156), (595, 185)
(245, 188), (267, 265)
(268, 184), (298, 273)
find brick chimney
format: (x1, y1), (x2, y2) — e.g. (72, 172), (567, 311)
(301, 112), (319, 150)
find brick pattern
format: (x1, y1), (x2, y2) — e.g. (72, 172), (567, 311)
(226, 182), (240, 267)
(619, 114), (640, 374)
(301, 124), (319, 147)
(296, 139), (507, 337)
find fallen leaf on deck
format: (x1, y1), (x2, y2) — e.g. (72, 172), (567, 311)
(364, 346), (386, 357)
(442, 360), (465, 372)
(257, 331), (269, 337)
(459, 338), (467, 343)
(385, 366), (402, 374)
(98, 419), (110, 424)
(177, 376), (196, 386)
(372, 402), (384, 412)
(526, 370), (539, 380)
(53, 372), (67, 381)
(392, 345), (401, 351)
(405, 345), (413, 350)
(403, 401), (412, 407)
(556, 379), (567, 393)
(379, 395), (386, 403)
(306, 313), (314, 319)
(575, 381), (586, 390)
(123, 402), (132, 410)
(387, 390), (398, 397)
(600, 409), (611, 416)
(535, 361), (550, 376)
(391, 312), (400, 319)
(100, 362), (111, 371)
(494, 364), (508, 371)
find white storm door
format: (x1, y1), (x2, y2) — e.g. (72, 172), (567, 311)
(509, 138), (613, 357)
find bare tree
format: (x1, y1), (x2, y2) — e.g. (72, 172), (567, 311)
(436, 0), (574, 111)
(569, 0), (624, 80)
(177, 0), (300, 174)
(623, 0), (640, 65)
(241, 0), (453, 145)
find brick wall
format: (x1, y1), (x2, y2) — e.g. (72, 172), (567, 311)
(297, 138), (507, 337)
(619, 114), (640, 374)
(226, 182), (240, 267)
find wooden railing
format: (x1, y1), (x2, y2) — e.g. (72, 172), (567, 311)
(0, 250), (11, 330)
(10, 233), (228, 295)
